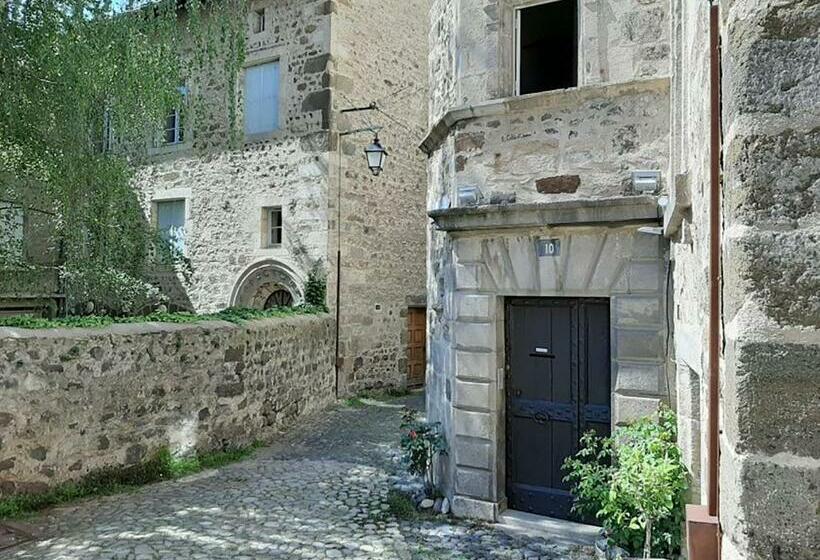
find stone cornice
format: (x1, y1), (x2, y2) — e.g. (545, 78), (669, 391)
(428, 196), (662, 232)
(420, 77), (671, 155)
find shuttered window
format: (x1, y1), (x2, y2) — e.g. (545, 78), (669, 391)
(244, 61), (280, 136)
(156, 200), (186, 254)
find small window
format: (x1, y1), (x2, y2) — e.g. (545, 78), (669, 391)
(516, 0), (578, 95)
(156, 200), (186, 254)
(163, 109), (184, 145)
(244, 61), (280, 136)
(264, 206), (283, 246)
(253, 8), (266, 34)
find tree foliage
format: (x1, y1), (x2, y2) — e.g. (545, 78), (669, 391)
(563, 408), (688, 558)
(0, 0), (247, 315)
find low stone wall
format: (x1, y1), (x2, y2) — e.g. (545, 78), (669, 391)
(0, 314), (335, 495)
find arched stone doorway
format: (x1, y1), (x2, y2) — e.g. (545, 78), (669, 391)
(230, 260), (303, 309)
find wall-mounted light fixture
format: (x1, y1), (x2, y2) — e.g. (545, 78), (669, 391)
(632, 170), (661, 193)
(364, 135), (388, 176)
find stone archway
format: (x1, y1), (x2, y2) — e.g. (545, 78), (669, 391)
(230, 260), (303, 309)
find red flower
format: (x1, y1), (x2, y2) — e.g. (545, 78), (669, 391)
(409, 430), (417, 439)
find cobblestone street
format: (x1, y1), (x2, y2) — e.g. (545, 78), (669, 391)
(1, 394), (595, 560)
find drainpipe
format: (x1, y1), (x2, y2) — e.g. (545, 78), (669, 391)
(685, 2), (722, 559)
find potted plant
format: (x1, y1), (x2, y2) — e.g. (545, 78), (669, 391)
(563, 408), (688, 559)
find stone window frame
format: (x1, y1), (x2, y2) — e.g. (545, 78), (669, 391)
(261, 205), (284, 248)
(150, 188), (192, 257)
(147, 86), (194, 158)
(251, 7), (266, 35)
(253, 194), (289, 255)
(241, 49), (289, 144)
(498, 0), (583, 98)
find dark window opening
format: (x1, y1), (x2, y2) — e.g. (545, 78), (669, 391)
(264, 289), (293, 309)
(518, 0), (578, 95)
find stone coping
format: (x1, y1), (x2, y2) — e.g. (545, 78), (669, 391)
(0, 313), (331, 340)
(420, 77), (670, 155)
(428, 196), (662, 232)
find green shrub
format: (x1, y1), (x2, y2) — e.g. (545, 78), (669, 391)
(400, 407), (447, 495)
(304, 262), (328, 310)
(563, 408), (687, 558)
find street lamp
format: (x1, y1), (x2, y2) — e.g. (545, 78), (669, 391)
(364, 135), (388, 176)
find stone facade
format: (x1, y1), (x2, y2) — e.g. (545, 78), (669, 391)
(424, 0), (673, 522)
(426, 1), (819, 558)
(135, 0), (429, 393)
(666, 1), (819, 557)
(0, 314), (335, 493)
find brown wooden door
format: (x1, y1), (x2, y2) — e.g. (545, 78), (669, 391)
(505, 297), (611, 520)
(407, 307), (427, 387)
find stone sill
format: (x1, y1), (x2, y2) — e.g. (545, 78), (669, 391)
(420, 77), (670, 155)
(428, 196), (662, 232)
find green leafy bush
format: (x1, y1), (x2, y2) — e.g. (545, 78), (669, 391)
(304, 262), (328, 310)
(62, 265), (167, 317)
(400, 407), (447, 495)
(563, 408), (687, 558)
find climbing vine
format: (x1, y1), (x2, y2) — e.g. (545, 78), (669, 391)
(0, 0), (248, 315)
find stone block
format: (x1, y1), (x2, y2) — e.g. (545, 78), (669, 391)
(613, 328), (663, 360)
(614, 361), (662, 394)
(453, 322), (495, 351)
(454, 264), (480, 290)
(450, 495), (498, 522)
(535, 175), (580, 194)
(454, 380), (492, 410)
(455, 350), (496, 381)
(612, 393), (660, 425)
(631, 233), (662, 258)
(455, 467), (493, 500)
(454, 409), (492, 439)
(613, 296), (662, 327)
(456, 294), (494, 320)
(722, 452), (820, 560)
(675, 362), (702, 421)
(627, 261), (662, 292)
(454, 238), (482, 263)
(563, 234), (601, 291)
(454, 436), (493, 470)
(724, 338), (820, 457)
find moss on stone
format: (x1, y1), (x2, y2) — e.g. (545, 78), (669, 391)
(0, 443), (263, 519)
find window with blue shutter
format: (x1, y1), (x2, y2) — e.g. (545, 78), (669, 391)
(244, 61), (280, 136)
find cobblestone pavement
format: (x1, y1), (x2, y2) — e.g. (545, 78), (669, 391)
(2, 394), (596, 560)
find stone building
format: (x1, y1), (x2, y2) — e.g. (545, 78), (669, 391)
(423, 1), (818, 558)
(135, 0), (430, 393)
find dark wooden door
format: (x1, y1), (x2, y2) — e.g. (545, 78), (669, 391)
(407, 307), (427, 387)
(505, 298), (611, 520)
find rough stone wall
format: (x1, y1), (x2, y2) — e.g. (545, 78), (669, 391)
(427, 0), (670, 111)
(718, 1), (820, 558)
(328, 0), (430, 393)
(0, 314), (335, 494)
(134, 0), (333, 312)
(450, 78), (670, 204)
(667, 0), (712, 506)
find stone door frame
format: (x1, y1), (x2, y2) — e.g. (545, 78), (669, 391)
(444, 218), (669, 521)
